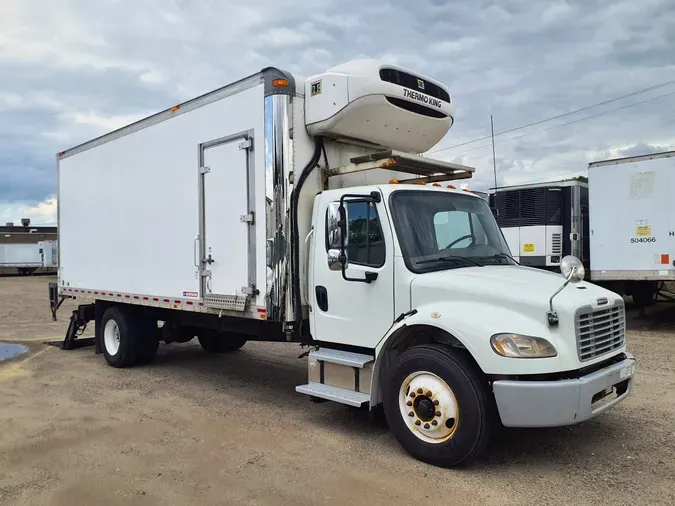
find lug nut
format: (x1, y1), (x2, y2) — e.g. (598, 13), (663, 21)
(426, 391), (432, 397)
(408, 411), (414, 417)
(406, 400), (412, 406)
(435, 411), (441, 417)
(431, 420), (438, 426)
(424, 423), (430, 429)
(433, 400), (439, 406)
(415, 420), (421, 426)
(410, 392), (416, 398)
(417, 388), (423, 394)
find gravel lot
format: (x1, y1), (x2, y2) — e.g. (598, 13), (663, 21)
(1, 276), (674, 505)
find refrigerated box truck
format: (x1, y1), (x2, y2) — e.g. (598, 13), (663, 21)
(51, 59), (635, 467)
(589, 150), (675, 303)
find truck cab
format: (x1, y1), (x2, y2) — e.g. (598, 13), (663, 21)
(300, 179), (635, 467)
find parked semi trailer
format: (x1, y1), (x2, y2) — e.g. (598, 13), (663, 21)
(0, 243), (43, 274)
(588, 150), (675, 304)
(51, 59), (635, 467)
(489, 150), (674, 306)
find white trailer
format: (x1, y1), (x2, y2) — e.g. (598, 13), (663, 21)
(52, 59), (635, 467)
(589, 150), (675, 304)
(0, 243), (43, 274)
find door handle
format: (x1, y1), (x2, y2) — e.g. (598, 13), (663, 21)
(194, 237), (200, 267)
(315, 286), (328, 312)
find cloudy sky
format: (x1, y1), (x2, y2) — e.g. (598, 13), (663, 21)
(1, 0), (674, 224)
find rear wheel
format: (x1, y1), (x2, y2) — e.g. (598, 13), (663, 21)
(101, 306), (139, 368)
(135, 319), (160, 365)
(383, 344), (495, 467)
(198, 330), (247, 353)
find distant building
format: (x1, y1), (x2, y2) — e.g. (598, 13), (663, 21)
(0, 219), (57, 245)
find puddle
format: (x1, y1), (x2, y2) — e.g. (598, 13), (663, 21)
(0, 342), (29, 362)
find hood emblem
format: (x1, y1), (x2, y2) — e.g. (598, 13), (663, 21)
(597, 297), (608, 306)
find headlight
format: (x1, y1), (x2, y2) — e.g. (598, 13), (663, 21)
(490, 333), (558, 358)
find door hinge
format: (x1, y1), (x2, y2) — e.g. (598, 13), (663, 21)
(240, 213), (254, 224)
(200, 165), (211, 174)
(239, 139), (252, 150)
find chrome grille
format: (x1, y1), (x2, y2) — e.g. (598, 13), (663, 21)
(551, 233), (562, 255)
(575, 304), (625, 362)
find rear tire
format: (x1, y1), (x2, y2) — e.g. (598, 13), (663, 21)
(101, 306), (139, 368)
(198, 330), (247, 353)
(383, 343), (495, 467)
(135, 319), (160, 365)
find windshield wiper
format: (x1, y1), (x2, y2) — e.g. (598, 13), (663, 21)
(416, 255), (484, 267)
(485, 252), (520, 265)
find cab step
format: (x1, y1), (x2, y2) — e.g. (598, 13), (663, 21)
(295, 348), (374, 407)
(295, 382), (370, 407)
(309, 348), (373, 367)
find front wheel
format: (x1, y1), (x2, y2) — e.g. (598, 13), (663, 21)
(383, 344), (495, 467)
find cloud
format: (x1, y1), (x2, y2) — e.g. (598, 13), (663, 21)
(0, 197), (57, 226)
(0, 0), (674, 217)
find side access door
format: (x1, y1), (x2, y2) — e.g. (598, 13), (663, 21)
(310, 191), (395, 348)
(198, 131), (256, 310)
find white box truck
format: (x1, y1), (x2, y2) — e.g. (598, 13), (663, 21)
(589, 151), (675, 304)
(51, 59), (636, 467)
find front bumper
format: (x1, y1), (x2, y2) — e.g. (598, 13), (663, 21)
(493, 353), (636, 428)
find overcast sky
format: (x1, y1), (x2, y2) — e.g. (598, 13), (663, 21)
(1, 0), (674, 224)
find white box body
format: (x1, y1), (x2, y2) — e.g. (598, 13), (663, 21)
(0, 243), (43, 267)
(589, 151), (675, 280)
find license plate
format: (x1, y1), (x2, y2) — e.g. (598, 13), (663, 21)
(619, 362), (635, 379)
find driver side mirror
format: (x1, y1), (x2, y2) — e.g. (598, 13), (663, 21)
(327, 202), (349, 271)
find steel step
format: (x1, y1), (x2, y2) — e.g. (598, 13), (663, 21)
(310, 348), (373, 368)
(295, 382), (370, 407)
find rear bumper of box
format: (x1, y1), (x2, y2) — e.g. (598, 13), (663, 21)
(493, 353), (636, 428)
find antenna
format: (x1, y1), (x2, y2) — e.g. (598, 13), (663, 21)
(490, 115), (497, 190)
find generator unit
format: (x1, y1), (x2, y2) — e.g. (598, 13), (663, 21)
(488, 180), (589, 269)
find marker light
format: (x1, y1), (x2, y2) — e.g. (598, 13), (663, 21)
(273, 79), (289, 87)
(171, 105), (180, 112)
(447, 185), (456, 189)
(389, 179), (400, 184)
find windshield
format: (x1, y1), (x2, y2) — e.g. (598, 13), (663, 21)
(389, 190), (515, 272)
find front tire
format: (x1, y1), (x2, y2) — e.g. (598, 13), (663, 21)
(197, 330), (247, 353)
(383, 344), (495, 467)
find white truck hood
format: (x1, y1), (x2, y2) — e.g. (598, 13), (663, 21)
(408, 265), (625, 375)
(411, 265), (621, 314)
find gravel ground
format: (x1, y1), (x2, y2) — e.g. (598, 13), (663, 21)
(0, 276), (674, 506)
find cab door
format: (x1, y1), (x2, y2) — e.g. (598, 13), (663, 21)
(309, 191), (395, 348)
